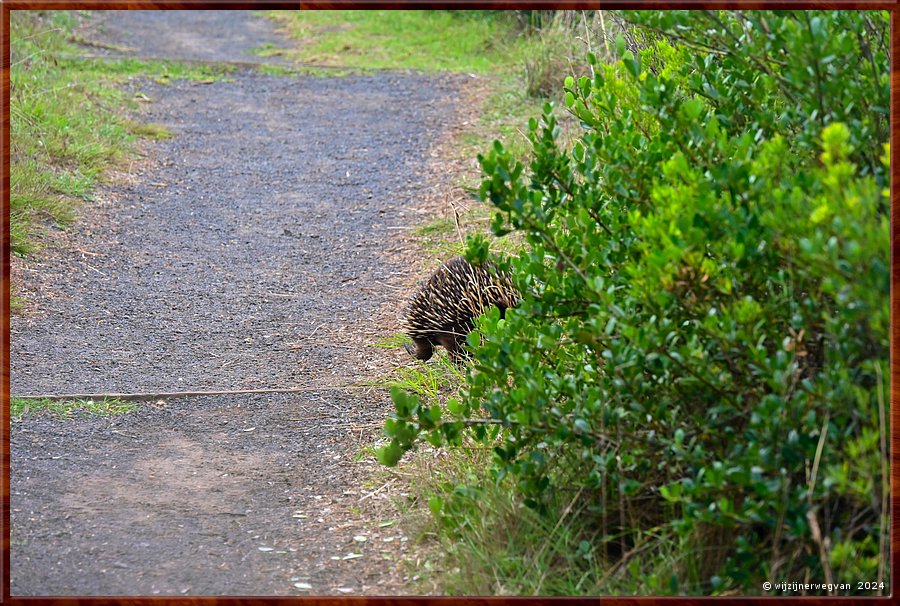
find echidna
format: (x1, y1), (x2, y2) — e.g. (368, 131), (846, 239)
(400, 256), (520, 361)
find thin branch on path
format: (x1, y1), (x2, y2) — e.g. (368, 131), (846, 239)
(14, 384), (375, 402)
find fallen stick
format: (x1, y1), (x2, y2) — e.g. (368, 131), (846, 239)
(13, 385), (372, 402)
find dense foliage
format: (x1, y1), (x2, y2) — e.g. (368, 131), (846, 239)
(382, 10), (889, 594)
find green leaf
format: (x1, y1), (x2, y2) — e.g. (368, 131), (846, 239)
(604, 317), (617, 336)
(621, 51), (640, 78)
(390, 387), (416, 417)
(376, 441), (403, 467)
(615, 33), (625, 57)
(681, 98), (704, 121)
(467, 330), (480, 348)
(427, 404), (442, 424)
(574, 99), (594, 123)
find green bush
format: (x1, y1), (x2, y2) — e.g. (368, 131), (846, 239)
(382, 10), (888, 594)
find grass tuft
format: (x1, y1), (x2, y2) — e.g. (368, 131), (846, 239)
(371, 332), (413, 351)
(123, 120), (174, 140)
(11, 397), (139, 419)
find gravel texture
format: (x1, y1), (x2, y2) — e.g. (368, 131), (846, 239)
(11, 11), (461, 596)
(78, 10), (295, 65)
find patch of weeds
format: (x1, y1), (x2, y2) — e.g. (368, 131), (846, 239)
(418, 476), (589, 595)
(256, 63), (358, 78)
(462, 79), (551, 161)
(519, 13), (593, 99)
(66, 33), (135, 53)
(122, 120), (173, 140)
(11, 397), (139, 419)
(386, 355), (465, 403)
(10, 294), (27, 314)
(371, 332), (412, 351)
(51, 170), (95, 200)
(249, 42), (288, 58)
(388, 366), (443, 402)
(256, 63), (296, 77)
(397, 434), (677, 596)
(415, 216), (457, 239)
(421, 239), (467, 262)
(265, 10), (526, 74)
(10, 162), (79, 255)
(354, 444), (379, 462)
(65, 54), (234, 83)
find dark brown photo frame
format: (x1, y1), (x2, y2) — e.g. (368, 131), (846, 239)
(1, 1), (896, 603)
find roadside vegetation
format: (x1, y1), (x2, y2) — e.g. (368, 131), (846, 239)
(372, 10), (890, 596)
(11, 396), (137, 419)
(266, 10), (524, 74)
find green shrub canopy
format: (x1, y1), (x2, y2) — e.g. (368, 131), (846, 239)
(382, 10), (889, 593)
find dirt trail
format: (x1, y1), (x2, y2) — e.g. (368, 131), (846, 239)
(75, 10), (295, 65)
(11, 11), (460, 596)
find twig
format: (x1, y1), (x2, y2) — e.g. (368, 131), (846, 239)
(805, 411), (834, 593)
(701, 11), (800, 106)
(581, 11), (595, 79)
(359, 479), (395, 502)
(85, 263), (107, 277)
(524, 217), (590, 286)
(51, 51), (359, 73)
(449, 200), (465, 246)
(299, 322), (327, 341)
(875, 361), (888, 592)
(658, 347), (739, 409)
(597, 527), (662, 586)
(806, 509), (835, 593)
(14, 385), (369, 402)
(770, 471), (790, 580)
(806, 412), (830, 500)
(220, 356), (242, 369)
(598, 10), (610, 59)
(617, 424), (626, 556)
(67, 34), (135, 52)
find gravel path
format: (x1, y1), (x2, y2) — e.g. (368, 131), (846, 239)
(11, 11), (458, 596)
(77, 10), (294, 65)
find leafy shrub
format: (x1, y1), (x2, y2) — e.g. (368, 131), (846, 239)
(382, 10), (889, 594)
